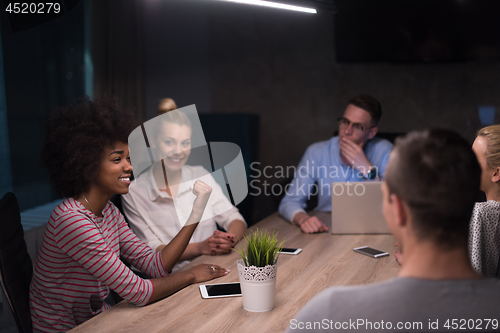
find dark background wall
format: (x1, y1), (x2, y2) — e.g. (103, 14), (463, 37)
(3, 0), (500, 211)
(0, 0), (87, 209)
(140, 0), (500, 176)
(143, 0), (212, 117)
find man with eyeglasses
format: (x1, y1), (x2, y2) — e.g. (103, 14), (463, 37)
(278, 95), (393, 233)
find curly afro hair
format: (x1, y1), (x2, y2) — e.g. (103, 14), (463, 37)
(41, 96), (138, 198)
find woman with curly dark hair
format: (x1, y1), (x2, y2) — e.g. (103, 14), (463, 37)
(29, 97), (227, 332)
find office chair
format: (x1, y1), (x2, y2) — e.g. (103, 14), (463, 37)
(198, 114), (260, 225)
(497, 258), (500, 279)
(0, 192), (33, 333)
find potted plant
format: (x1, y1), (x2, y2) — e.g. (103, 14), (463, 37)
(235, 229), (284, 312)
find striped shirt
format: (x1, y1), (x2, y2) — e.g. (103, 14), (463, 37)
(29, 198), (169, 332)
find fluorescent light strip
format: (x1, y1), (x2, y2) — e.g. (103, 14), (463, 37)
(224, 0), (317, 14)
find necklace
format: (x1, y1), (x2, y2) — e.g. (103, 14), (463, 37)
(82, 195), (104, 235)
(82, 195), (95, 216)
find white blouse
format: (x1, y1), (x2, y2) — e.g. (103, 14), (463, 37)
(469, 200), (500, 278)
(122, 164), (245, 271)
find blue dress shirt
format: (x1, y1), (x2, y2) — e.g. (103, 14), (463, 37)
(278, 136), (393, 222)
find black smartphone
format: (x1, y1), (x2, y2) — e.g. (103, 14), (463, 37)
(278, 248), (302, 255)
(353, 246), (389, 258)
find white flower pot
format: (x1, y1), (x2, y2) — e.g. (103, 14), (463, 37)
(236, 259), (277, 312)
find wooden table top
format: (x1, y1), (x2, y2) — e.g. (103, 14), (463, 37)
(70, 212), (400, 333)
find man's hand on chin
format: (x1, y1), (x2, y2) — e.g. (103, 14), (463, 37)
(339, 137), (371, 173)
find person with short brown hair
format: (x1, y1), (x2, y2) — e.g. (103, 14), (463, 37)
(287, 129), (500, 333)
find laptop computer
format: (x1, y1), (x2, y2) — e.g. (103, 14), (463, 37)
(330, 182), (390, 234)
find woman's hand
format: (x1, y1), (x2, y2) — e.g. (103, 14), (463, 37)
(198, 230), (236, 255)
(187, 264), (228, 283)
(148, 263), (228, 303)
(188, 181), (212, 223)
(160, 180), (212, 268)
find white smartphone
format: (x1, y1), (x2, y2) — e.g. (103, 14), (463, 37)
(353, 246), (389, 258)
(278, 247), (302, 255)
(199, 282), (241, 299)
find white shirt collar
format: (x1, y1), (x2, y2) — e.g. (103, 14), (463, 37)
(142, 164), (194, 202)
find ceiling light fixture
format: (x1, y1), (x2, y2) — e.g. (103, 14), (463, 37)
(223, 0), (317, 14)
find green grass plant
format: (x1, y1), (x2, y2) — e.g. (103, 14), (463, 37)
(235, 229), (285, 267)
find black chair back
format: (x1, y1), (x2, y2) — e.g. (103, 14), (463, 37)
(497, 258), (500, 279)
(110, 194), (127, 223)
(198, 114), (260, 225)
(0, 192), (33, 333)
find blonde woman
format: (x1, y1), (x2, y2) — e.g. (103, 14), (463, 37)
(470, 125), (500, 277)
(123, 110), (247, 271)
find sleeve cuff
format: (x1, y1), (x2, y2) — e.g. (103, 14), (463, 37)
(148, 240), (162, 253)
(216, 207), (246, 230)
(141, 279), (154, 306)
(226, 211), (246, 227)
(289, 209), (307, 225)
(157, 250), (170, 277)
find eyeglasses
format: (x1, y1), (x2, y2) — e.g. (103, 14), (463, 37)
(337, 117), (371, 133)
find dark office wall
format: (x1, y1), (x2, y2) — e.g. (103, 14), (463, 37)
(329, 62), (500, 141)
(208, 3), (335, 175)
(142, 0), (212, 120)
(141, 1), (336, 168)
(92, 0), (146, 120)
(0, 1), (86, 209)
(207, 5), (500, 172)
(141, 1), (500, 176)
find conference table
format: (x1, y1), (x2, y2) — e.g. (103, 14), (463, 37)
(69, 212), (400, 333)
